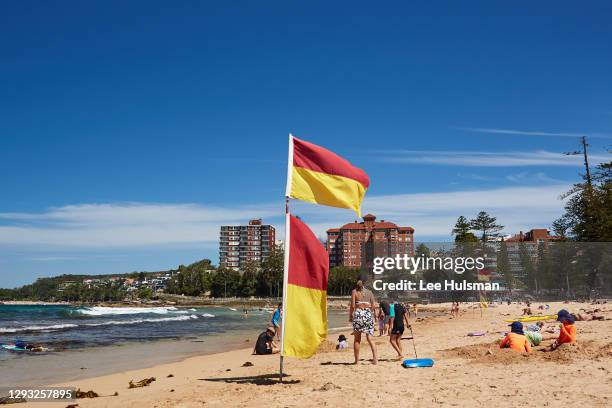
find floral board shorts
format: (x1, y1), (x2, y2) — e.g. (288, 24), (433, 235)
(352, 308), (375, 336)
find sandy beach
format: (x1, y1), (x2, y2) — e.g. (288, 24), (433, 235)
(10, 301), (611, 408)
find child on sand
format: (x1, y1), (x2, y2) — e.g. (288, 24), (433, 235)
(547, 309), (577, 351)
(378, 309), (386, 336)
(336, 334), (348, 350)
(500, 321), (532, 353)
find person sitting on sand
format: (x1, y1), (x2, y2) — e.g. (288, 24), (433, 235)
(336, 334), (348, 350)
(522, 306), (532, 316)
(349, 280), (378, 365)
(253, 327), (279, 355)
(546, 309), (577, 351)
(500, 322), (532, 353)
(389, 299), (410, 359)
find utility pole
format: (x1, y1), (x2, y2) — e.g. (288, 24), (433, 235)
(581, 136), (593, 188)
(565, 136), (592, 188)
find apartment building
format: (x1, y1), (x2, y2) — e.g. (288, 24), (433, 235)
(219, 219), (276, 270)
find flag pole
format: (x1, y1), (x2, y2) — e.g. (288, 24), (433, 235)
(280, 196), (289, 382)
(280, 134), (294, 382)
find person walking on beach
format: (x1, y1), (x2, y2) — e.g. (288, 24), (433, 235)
(271, 303), (282, 340)
(379, 299), (390, 335)
(389, 299), (410, 359)
(349, 280), (378, 365)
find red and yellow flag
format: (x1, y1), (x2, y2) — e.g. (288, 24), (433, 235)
(281, 214), (329, 359)
(286, 135), (370, 217)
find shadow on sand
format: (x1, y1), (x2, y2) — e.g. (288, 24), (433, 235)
(199, 373), (300, 386)
(320, 358), (397, 366)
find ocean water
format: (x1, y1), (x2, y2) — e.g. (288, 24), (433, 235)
(0, 304), (351, 388)
(0, 304), (349, 359)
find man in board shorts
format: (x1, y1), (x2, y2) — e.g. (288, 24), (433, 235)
(389, 300), (410, 359)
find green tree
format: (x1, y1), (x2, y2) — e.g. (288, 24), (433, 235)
(239, 261), (259, 297)
(560, 160), (611, 242)
(210, 268), (240, 297)
(536, 242), (554, 292)
(470, 211), (504, 242)
(452, 216), (478, 242)
(415, 243), (430, 257)
(518, 242), (537, 292)
(258, 246), (284, 297)
(328, 266), (360, 296)
(497, 240), (512, 292)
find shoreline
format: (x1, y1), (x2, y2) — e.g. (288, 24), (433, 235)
(0, 297), (352, 309)
(10, 301), (612, 407)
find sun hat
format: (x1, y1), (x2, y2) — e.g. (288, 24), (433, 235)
(508, 321), (524, 335)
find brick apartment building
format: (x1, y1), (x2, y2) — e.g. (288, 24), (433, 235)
(326, 214), (414, 271)
(504, 228), (561, 279)
(219, 219), (276, 270)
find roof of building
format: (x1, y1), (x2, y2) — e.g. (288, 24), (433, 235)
(326, 215), (414, 233)
(505, 228), (561, 243)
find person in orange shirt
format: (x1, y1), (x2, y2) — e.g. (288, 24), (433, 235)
(548, 309), (577, 350)
(500, 321), (532, 353)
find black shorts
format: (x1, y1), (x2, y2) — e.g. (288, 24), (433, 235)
(256, 348), (273, 355)
(391, 325), (405, 335)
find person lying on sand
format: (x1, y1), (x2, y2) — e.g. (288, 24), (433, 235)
(252, 327), (279, 355)
(545, 309), (577, 351)
(575, 312), (605, 321)
(500, 321), (532, 353)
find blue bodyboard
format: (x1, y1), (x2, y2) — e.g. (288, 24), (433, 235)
(402, 358), (434, 368)
(1, 344), (28, 352)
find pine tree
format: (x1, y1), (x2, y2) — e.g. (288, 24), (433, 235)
(452, 216), (479, 242)
(470, 211), (504, 242)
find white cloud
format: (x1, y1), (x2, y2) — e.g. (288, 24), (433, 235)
(30, 256), (78, 262)
(0, 203), (282, 248)
(0, 184), (571, 249)
(459, 127), (612, 138)
(285, 184), (570, 239)
(382, 150), (609, 167)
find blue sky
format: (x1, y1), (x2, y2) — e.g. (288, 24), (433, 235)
(1, 1), (611, 287)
